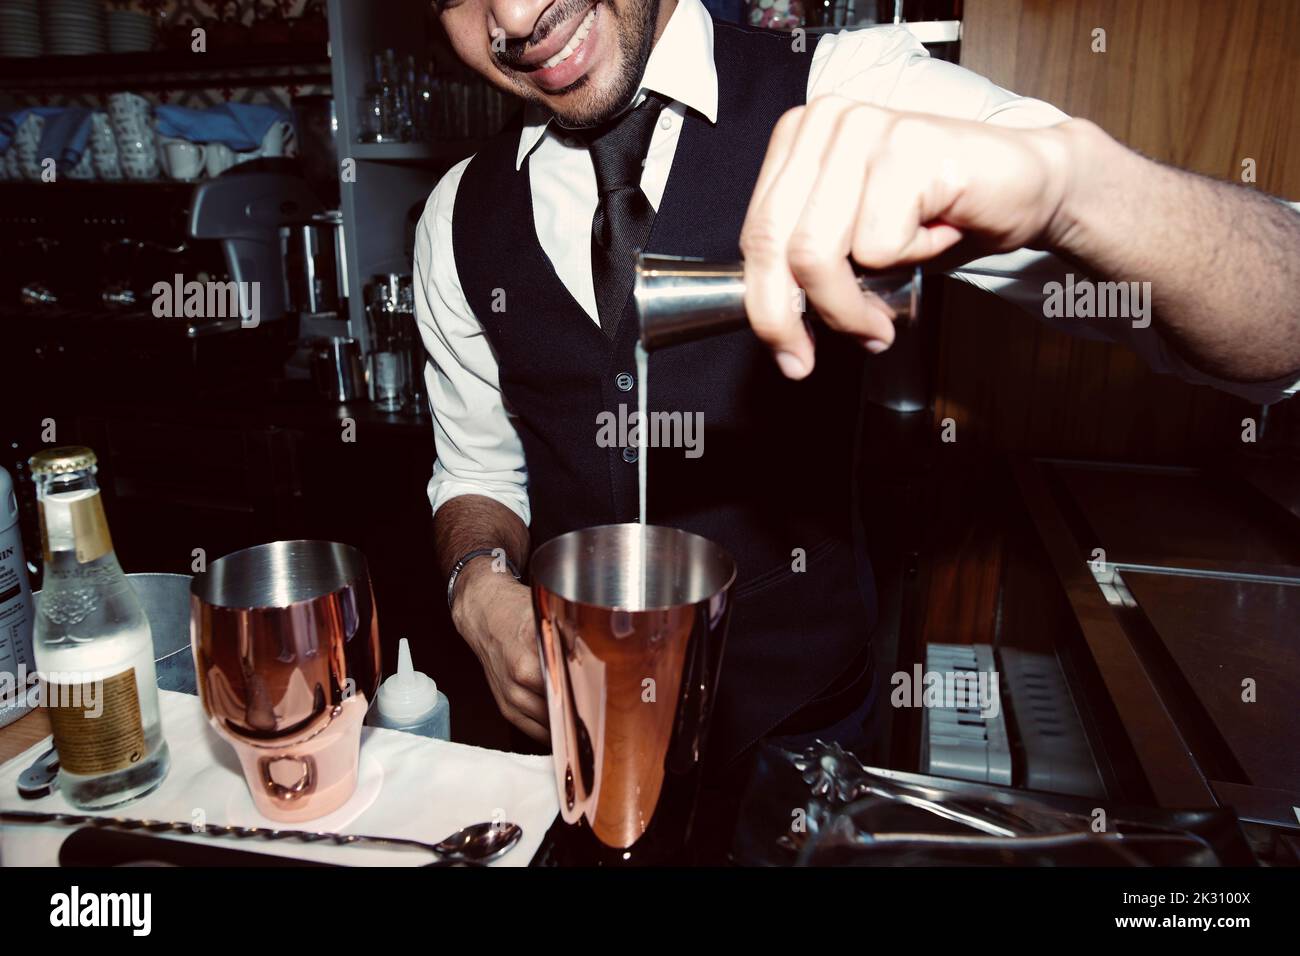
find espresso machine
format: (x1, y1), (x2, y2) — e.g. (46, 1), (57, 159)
(0, 171), (317, 403)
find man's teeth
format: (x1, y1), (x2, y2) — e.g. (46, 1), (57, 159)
(542, 8), (596, 70)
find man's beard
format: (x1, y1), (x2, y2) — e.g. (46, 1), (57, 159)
(493, 0), (660, 128)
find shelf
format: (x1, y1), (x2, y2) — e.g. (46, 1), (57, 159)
(349, 140), (486, 164)
(805, 19), (962, 44)
(0, 42), (332, 91)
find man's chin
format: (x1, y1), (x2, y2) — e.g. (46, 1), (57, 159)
(521, 73), (633, 129)
(546, 74), (595, 110)
(498, 0), (658, 129)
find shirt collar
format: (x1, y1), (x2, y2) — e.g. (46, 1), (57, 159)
(515, 0), (718, 170)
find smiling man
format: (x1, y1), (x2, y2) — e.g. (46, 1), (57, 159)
(416, 0), (1300, 766)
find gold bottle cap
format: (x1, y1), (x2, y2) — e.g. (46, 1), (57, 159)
(29, 446), (98, 476)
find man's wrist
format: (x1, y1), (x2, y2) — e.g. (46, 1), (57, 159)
(449, 554), (518, 635)
(1039, 117), (1124, 257)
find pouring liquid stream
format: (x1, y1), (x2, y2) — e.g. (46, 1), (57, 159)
(635, 341), (649, 610)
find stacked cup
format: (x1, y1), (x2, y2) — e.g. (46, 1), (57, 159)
(10, 114), (46, 181)
(89, 110), (124, 180)
(107, 92), (159, 180)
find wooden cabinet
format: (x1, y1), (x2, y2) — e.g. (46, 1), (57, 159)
(935, 0), (1298, 463)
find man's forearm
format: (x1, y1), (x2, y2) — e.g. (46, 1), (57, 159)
(435, 494), (530, 630)
(1045, 119), (1300, 383)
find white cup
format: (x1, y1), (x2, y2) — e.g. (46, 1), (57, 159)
(90, 111), (123, 181)
(205, 142), (236, 177)
(259, 120), (294, 158)
(14, 114), (45, 180)
(107, 92), (152, 139)
(118, 141), (159, 180)
(66, 149), (96, 180)
(107, 93), (157, 176)
(161, 138), (207, 181)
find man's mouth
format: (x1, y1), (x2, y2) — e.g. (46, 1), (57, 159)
(522, 3), (602, 94)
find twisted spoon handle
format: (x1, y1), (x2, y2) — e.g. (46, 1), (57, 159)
(0, 809), (442, 856)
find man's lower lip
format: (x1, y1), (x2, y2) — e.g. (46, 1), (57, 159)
(531, 4), (600, 93)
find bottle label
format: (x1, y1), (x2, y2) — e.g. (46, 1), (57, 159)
(45, 668), (147, 775)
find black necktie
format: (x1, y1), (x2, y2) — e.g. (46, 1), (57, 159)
(583, 94), (665, 338)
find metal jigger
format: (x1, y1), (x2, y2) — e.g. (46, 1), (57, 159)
(531, 524), (737, 865)
(634, 252), (923, 352)
(635, 252), (935, 413)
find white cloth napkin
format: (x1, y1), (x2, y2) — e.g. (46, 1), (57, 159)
(0, 690), (558, 867)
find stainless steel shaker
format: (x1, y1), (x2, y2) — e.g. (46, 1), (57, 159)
(309, 336), (367, 402)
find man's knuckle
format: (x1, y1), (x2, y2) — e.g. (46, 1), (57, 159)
(787, 230), (835, 278)
(772, 106), (805, 138)
(889, 115), (932, 152)
(740, 219), (785, 263)
(804, 94), (850, 123)
(852, 233), (895, 269)
(749, 307), (795, 338)
(840, 103), (886, 141)
(505, 685), (533, 710)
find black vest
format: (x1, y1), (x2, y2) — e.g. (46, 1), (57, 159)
(453, 20), (876, 763)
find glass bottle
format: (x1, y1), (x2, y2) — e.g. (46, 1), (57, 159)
(30, 446), (169, 810)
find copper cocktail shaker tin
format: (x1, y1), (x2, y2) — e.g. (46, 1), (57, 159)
(190, 541), (381, 822)
(531, 524), (737, 864)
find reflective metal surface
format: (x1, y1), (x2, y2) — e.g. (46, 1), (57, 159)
(35, 572), (198, 694)
(128, 573), (197, 695)
(191, 541), (381, 822)
(635, 252), (921, 352)
(309, 336), (367, 403)
(782, 742), (1230, 866)
(531, 524), (736, 863)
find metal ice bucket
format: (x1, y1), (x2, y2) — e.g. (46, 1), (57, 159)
(531, 524), (737, 864)
(129, 573), (198, 694)
(35, 573), (197, 694)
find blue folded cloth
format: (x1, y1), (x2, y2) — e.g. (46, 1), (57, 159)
(154, 103), (293, 152)
(38, 107), (94, 166)
(0, 107), (65, 153)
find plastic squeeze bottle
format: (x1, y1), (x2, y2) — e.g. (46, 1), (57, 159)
(366, 638), (450, 740)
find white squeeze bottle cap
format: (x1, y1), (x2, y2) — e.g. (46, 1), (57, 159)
(375, 639), (439, 725)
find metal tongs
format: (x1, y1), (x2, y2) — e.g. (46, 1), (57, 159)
(784, 742), (1217, 865)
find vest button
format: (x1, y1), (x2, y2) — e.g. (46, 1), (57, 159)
(615, 372), (634, 392)
(622, 447), (638, 463)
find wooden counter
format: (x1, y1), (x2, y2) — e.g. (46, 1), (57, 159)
(0, 709), (50, 766)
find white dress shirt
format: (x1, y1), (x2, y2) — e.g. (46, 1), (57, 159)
(414, 0), (1298, 526)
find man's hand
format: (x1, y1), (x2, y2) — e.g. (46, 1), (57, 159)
(452, 559), (549, 742)
(740, 97), (1071, 378)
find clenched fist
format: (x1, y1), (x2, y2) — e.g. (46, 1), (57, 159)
(740, 97), (1074, 377)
